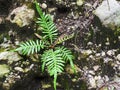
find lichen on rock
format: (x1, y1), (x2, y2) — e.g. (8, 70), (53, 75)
(7, 4), (35, 27)
(94, 0), (120, 30)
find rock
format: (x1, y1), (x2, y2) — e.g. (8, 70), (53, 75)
(88, 76), (96, 89)
(107, 50), (115, 56)
(94, 0), (120, 30)
(81, 49), (92, 56)
(14, 67), (24, 72)
(0, 51), (22, 64)
(101, 51), (106, 57)
(76, 0), (84, 6)
(88, 70), (95, 75)
(116, 54), (120, 61)
(0, 64), (10, 78)
(93, 65), (100, 71)
(7, 4), (35, 27)
(41, 3), (47, 9)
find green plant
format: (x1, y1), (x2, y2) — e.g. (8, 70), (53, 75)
(14, 1), (75, 90)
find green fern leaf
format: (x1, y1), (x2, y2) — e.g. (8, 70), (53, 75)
(15, 40), (44, 55)
(35, 1), (58, 44)
(41, 49), (65, 90)
(55, 47), (76, 73)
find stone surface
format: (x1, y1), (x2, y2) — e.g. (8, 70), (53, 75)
(7, 4), (35, 27)
(14, 67), (24, 72)
(0, 64), (10, 78)
(94, 0), (120, 30)
(0, 51), (22, 64)
(116, 54), (120, 61)
(76, 0), (84, 6)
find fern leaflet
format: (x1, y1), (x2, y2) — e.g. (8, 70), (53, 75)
(55, 47), (76, 73)
(15, 40), (44, 55)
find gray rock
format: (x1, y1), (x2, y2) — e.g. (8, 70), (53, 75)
(0, 51), (22, 64)
(107, 50), (115, 56)
(14, 67), (24, 72)
(0, 64), (10, 78)
(41, 3), (47, 9)
(94, 0), (120, 30)
(7, 5), (35, 27)
(116, 54), (120, 61)
(76, 0), (84, 6)
(88, 76), (96, 89)
(93, 65), (100, 71)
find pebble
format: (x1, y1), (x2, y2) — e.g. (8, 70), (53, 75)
(93, 65), (100, 71)
(107, 50), (115, 56)
(101, 51), (106, 57)
(76, 0), (84, 6)
(88, 77), (96, 88)
(14, 67), (24, 72)
(87, 42), (93, 46)
(116, 54), (120, 61)
(88, 70), (95, 75)
(41, 3), (47, 9)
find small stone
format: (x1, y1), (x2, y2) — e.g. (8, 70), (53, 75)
(103, 57), (113, 63)
(95, 53), (101, 57)
(101, 51), (106, 57)
(41, 3), (47, 9)
(14, 67), (24, 72)
(88, 70), (95, 75)
(117, 54), (120, 61)
(89, 77), (96, 88)
(82, 49), (92, 55)
(93, 65), (100, 71)
(76, 0), (84, 6)
(107, 50), (115, 56)
(118, 36), (120, 40)
(87, 42), (93, 46)
(48, 7), (57, 13)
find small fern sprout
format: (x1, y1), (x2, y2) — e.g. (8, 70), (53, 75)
(15, 40), (44, 55)
(14, 1), (76, 90)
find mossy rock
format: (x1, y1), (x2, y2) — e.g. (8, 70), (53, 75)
(0, 64), (10, 78)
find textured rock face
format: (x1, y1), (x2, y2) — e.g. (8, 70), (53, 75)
(94, 0), (120, 30)
(7, 4), (35, 27)
(0, 51), (22, 64)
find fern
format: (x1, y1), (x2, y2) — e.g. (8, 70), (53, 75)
(15, 40), (44, 55)
(41, 49), (65, 90)
(14, 1), (75, 90)
(35, 1), (58, 44)
(41, 46), (74, 90)
(55, 47), (75, 73)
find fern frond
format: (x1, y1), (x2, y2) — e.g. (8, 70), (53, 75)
(41, 49), (65, 90)
(15, 40), (44, 55)
(35, 1), (58, 44)
(55, 33), (74, 45)
(55, 47), (76, 73)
